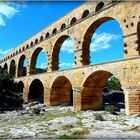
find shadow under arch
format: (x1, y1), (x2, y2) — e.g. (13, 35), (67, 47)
(81, 70), (124, 111)
(30, 47), (48, 75)
(50, 76), (73, 106)
(17, 81), (24, 93)
(28, 79), (44, 103)
(18, 55), (28, 77)
(52, 35), (74, 71)
(9, 60), (16, 77)
(82, 17), (124, 65)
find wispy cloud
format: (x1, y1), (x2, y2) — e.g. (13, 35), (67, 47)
(61, 39), (75, 53)
(0, 2), (19, 26)
(0, 48), (13, 55)
(60, 62), (74, 68)
(90, 33), (121, 52)
(39, 62), (47, 69)
(61, 33), (121, 53)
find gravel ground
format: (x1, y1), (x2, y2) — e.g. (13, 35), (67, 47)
(0, 103), (140, 139)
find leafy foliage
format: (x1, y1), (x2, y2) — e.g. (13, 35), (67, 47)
(105, 105), (116, 114)
(95, 113), (104, 121)
(0, 67), (23, 110)
(105, 76), (122, 92)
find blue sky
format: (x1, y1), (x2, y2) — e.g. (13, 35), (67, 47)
(0, 2), (124, 70)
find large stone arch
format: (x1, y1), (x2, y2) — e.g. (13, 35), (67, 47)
(28, 79), (44, 103)
(9, 59), (16, 77)
(51, 35), (75, 71)
(50, 76), (73, 106)
(30, 47), (48, 75)
(81, 70), (124, 110)
(81, 17), (124, 65)
(18, 55), (28, 77)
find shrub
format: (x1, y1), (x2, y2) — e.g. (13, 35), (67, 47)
(72, 130), (85, 136)
(32, 107), (41, 114)
(59, 134), (77, 139)
(95, 113), (104, 121)
(0, 67), (23, 110)
(105, 105), (116, 114)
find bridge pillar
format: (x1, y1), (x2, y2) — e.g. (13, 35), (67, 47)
(124, 87), (140, 116)
(23, 86), (29, 103)
(44, 88), (50, 105)
(46, 54), (52, 72)
(73, 87), (82, 111)
(122, 17), (140, 58)
(74, 38), (91, 67)
(15, 65), (18, 78)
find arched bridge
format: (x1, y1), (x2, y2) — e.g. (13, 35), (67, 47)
(0, 1), (140, 115)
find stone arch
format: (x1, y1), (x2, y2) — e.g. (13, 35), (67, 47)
(30, 47), (47, 75)
(19, 49), (21, 53)
(23, 46), (25, 51)
(95, 2), (105, 12)
(28, 79), (44, 103)
(52, 35), (74, 70)
(3, 63), (8, 71)
(35, 39), (39, 45)
(30, 41), (33, 47)
(81, 70), (124, 110)
(9, 60), (16, 77)
(18, 55), (28, 77)
(40, 35), (44, 42)
(82, 17), (123, 65)
(45, 32), (49, 38)
(82, 9), (89, 19)
(52, 28), (57, 35)
(26, 44), (29, 49)
(50, 76), (73, 106)
(70, 17), (77, 25)
(61, 23), (66, 30)
(17, 81), (24, 93)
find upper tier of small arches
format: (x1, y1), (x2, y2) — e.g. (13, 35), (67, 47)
(0, 1), (117, 64)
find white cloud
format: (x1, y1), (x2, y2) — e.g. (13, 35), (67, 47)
(39, 62), (47, 69)
(60, 62), (74, 68)
(60, 33), (121, 53)
(0, 48), (13, 55)
(61, 39), (75, 53)
(0, 2), (19, 26)
(90, 33), (121, 52)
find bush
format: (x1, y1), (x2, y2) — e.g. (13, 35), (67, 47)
(95, 113), (104, 121)
(0, 68), (23, 110)
(105, 105), (116, 114)
(72, 130), (85, 136)
(59, 134), (77, 139)
(32, 107), (41, 114)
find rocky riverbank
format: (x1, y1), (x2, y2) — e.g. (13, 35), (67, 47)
(0, 102), (140, 139)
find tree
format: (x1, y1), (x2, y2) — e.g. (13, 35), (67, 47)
(0, 67), (23, 111)
(106, 76), (122, 91)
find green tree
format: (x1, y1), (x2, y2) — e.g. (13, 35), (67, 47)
(0, 67), (23, 111)
(105, 76), (122, 91)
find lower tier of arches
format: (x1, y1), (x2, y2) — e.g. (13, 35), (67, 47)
(15, 58), (140, 116)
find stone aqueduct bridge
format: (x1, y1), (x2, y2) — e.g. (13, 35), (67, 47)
(0, 1), (140, 115)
